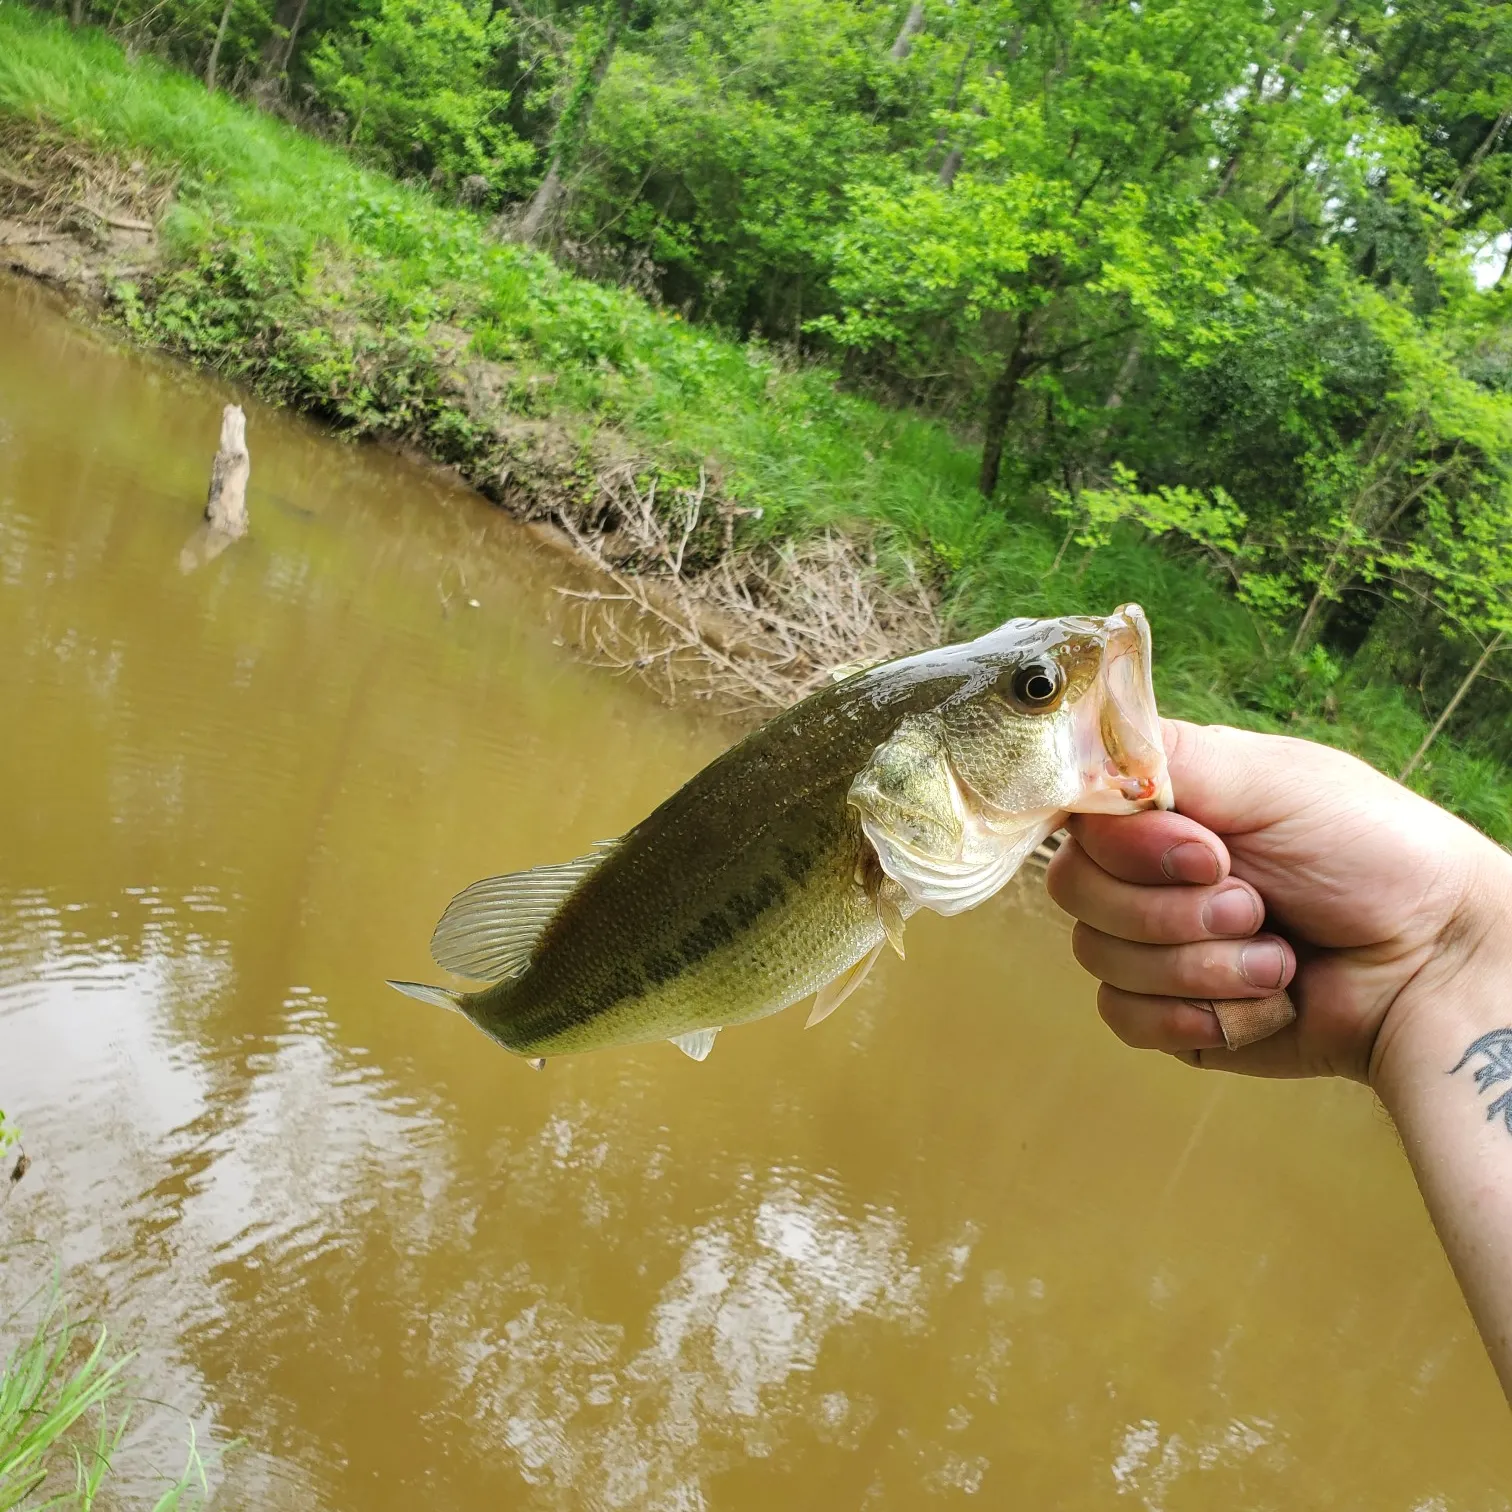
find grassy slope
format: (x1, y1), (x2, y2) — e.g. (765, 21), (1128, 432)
(1, 2), (1507, 840)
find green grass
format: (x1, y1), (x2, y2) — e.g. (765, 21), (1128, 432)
(0, 1275), (208, 1510)
(1, 0), (1508, 841)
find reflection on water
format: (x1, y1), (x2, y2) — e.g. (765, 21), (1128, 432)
(2, 272), (1511, 1510)
(439, 1169), (939, 1505)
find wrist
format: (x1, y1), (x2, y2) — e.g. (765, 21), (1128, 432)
(1370, 840), (1512, 1110)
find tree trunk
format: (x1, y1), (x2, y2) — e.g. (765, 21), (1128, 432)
(978, 320), (1037, 498)
(205, 403), (251, 538)
(933, 41), (974, 186)
(1292, 420), (1414, 654)
(259, 0), (310, 82)
(206, 0), (236, 93)
(1400, 631), (1504, 781)
(518, 0), (630, 245)
(70, 0), (85, 25)
(518, 161), (563, 244)
(890, 3), (925, 61)
(1292, 506), (1371, 653)
(1102, 342), (1141, 410)
(1447, 105), (1512, 215)
(1209, 8), (1328, 203)
(935, 37), (1014, 189)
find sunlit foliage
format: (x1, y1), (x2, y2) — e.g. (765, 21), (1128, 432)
(6, 0), (1512, 817)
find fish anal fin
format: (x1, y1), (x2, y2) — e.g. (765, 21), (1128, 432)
(806, 942), (884, 1028)
(429, 841), (616, 981)
(670, 1027), (719, 1061)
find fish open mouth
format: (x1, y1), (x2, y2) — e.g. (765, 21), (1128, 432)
(1081, 603), (1174, 813)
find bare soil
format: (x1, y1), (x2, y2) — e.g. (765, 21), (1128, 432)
(0, 120), (939, 714)
(0, 124), (170, 295)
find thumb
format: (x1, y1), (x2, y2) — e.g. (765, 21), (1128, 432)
(1161, 719), (1362, 838)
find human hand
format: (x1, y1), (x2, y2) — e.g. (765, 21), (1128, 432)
(1045, 720), (1512, 1083)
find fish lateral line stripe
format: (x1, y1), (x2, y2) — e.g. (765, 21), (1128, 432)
(399, 607), (1170, 1061)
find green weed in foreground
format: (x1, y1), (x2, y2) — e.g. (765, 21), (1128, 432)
(0, 3), (1507, 841)
(0, 1277), (208, 1510)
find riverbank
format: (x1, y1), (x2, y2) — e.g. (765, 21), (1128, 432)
(2, 3), (1508, 839)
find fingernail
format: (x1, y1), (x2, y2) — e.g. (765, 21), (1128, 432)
(1202, 885), (1260, 938)
(1162, 841), (1219, 885)
(1239, 941), (1287, 990)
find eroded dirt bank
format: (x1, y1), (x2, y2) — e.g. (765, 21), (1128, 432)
(0, 118), (933, 713)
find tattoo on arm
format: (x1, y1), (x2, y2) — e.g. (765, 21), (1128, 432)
(1450, 1029), (1512, 1134)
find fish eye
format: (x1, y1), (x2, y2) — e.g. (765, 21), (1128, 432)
(1010, 661), (1064, 710)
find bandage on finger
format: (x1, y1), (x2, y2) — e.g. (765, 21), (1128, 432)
(1208, 990), (1296, 1050)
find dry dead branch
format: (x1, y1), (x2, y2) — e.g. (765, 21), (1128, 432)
(0, 124), (176, 237)
(555, 462), (943, 716)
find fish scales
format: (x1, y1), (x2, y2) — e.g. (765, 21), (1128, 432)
(389, 605), (1174, 1064)
(479, 666), (970, 1054)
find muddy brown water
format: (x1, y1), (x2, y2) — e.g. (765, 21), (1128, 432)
(1, 273), (1509, 1509)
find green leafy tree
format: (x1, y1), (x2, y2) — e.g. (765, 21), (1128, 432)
(308, 0), (534, 195)
(516, 0), (633, 242)
(814, 0), (1307, 498)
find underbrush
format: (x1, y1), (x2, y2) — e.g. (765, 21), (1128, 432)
(0, 1276), (208, 1510)
(0, 2), (1508, 840)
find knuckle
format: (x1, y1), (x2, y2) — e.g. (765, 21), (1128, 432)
(1069, 921), (1101, 968)
(1043, 851), (1077, 909)
(1175, 943), (1241, 995)
(1095, 985), (1141, 1044)
(1133, 890), (1194, 944)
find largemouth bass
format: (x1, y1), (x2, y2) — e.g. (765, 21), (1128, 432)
(389, 603), (1172, 1064)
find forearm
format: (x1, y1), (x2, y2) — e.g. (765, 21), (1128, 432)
(1374, 868), (1512, 1399)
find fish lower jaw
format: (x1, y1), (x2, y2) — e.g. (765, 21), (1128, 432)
(1070, 740), (1174, 813)
(1072, 776), (1169, 814)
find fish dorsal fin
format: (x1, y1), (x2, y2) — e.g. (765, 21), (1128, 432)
(805, 941), (884, 1028)
(429, 842), (615, 981)
(670, 1028), (719, 1061)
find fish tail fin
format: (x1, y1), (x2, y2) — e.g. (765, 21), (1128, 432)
(386, 978), (465, 1014)
(388, 978), (545, 1065)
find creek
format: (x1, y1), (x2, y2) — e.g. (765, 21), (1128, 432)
(1, 273), (1507, 1508)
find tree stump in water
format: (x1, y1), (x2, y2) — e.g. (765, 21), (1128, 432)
(179, 403), (250, 573)
(205, 403), (250, 538)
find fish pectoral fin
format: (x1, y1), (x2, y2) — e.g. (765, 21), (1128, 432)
(429, 840), (617, 981)
(875, 888), (907, 959)
(670, 1027), (719, 1061)
(805, 942), (884, 1028)
(849, 718), (1056, 918)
